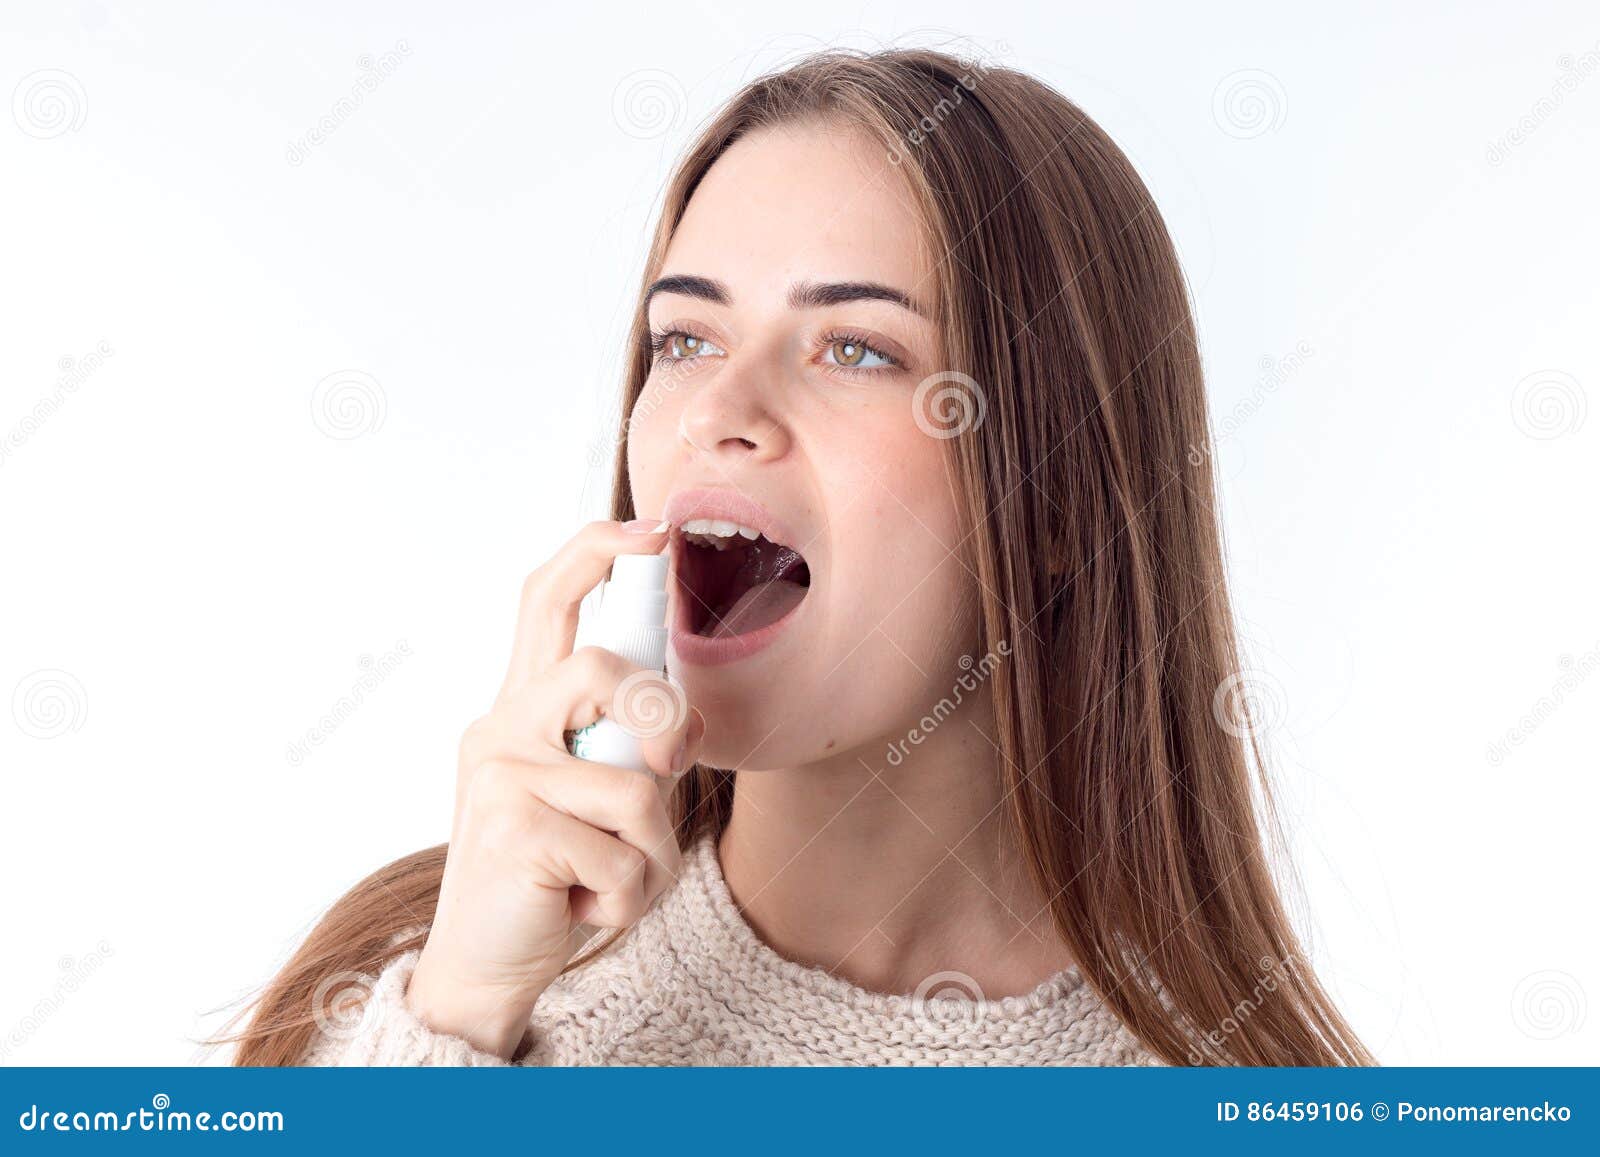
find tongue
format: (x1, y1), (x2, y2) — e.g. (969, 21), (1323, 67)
(708, 578), (807, 639)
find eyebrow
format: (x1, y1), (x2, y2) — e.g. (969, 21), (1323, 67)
(643, 274), (729, 311)
(643, 275), (926, 317)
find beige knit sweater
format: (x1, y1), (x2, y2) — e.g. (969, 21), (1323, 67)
(299, 833), (1162, 1066)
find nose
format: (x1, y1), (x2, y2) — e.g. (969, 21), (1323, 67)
(677, 366), (792, 464)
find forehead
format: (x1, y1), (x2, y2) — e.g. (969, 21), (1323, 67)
(661, 120), (932, 301)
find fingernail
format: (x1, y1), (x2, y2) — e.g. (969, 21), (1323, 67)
(623, 518), (670, 534)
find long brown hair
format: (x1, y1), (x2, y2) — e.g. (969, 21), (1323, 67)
(219, 47), (1372, 1066)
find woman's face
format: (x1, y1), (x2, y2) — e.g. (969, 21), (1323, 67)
(627, 119), (980, 771)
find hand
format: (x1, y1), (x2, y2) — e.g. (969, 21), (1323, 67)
(404, 519), (704, 1059)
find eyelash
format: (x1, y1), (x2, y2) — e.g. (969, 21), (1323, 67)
(647, 327), (903, 376)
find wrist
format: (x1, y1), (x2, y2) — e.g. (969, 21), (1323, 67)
(404, 952), (542, 1061)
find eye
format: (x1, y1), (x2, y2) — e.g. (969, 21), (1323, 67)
(652, 330), (726, 363)
(823, 337), (895, 370)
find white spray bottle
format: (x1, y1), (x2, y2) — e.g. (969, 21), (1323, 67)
(566, 550), (674, 772)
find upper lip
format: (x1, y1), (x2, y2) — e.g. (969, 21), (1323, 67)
(662, 487), (800, 550)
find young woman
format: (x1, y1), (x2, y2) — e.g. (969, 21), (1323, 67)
(222, 48), (1372, 1066)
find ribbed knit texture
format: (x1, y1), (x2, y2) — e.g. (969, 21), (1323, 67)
(298, 833), (1163, 1066)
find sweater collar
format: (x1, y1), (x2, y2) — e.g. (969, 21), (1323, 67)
(644, 830), (1131, 1061)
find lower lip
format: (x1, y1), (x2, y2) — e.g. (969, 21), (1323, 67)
(669, 576), (809, 668)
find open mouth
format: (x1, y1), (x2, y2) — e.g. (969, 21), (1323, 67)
(676, 519), (811, 640)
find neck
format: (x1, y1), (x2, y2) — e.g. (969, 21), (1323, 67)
(717, 686), (1074, 998)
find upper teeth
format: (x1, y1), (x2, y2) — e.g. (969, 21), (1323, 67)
(679, 518), (761, 550)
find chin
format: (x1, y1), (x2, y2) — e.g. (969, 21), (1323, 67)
(677, 691), (817, 771)
(700, 729), (819, 774)
(682, 661), (938, 772)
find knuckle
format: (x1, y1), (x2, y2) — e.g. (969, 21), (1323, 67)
(471, 758), (516, 797)
(610, 888), (648, 926)
(457, 715), (492, 765)
(616, 772), (661, 819)
(519, 792), (557, 836)
(473, 799), (525, 853)
(610, 842), (646, 886)
(568, 645), (622, 685)
(480, 792), (553, 857)
(477, 805), (524, 855)
(464, 759), (527, 815)
(519, 566), (552, 610)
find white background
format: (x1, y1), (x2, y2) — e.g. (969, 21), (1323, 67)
(2, 1), (1595, 1065)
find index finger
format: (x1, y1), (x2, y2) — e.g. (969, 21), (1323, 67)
(500, 518), (670, 695)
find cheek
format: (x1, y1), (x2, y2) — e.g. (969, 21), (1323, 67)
(623, 380), (684, 509)
(863, 418), (965, 564)
(872, 525), (976, 673)
(822, 419), (978, 675)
